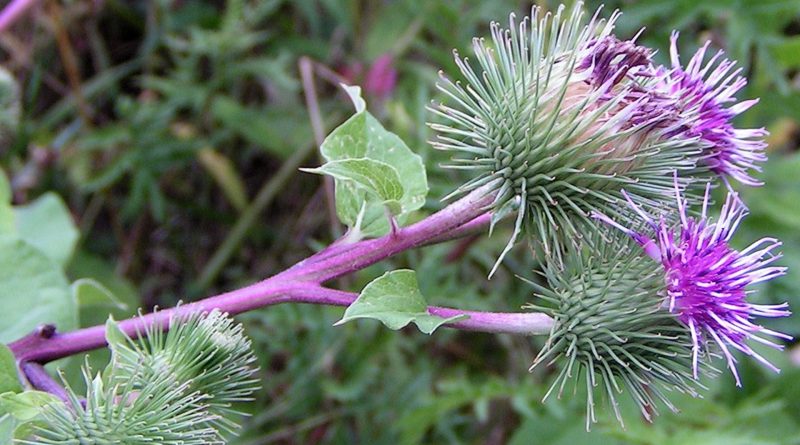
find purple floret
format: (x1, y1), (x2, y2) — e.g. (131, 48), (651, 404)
(577, 33), (680, 132)
(593, 179), (791, 384)
(580, 33), (653, 87)
(654, 32), (768, 187)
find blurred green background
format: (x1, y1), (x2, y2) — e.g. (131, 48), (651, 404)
(1, 0), (799, 443)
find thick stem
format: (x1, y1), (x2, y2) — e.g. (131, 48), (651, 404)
(21, 362), (70, 403)
(11, 283), (553, 364)
(307, 287), (554, 335)
(8, 181), (555, 366)
(279, 181), (499, 283)
(0, 0), (38, 32)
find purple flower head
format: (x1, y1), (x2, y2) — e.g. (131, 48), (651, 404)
(592, 179), (791, 384)
(655, 32), (768, 187)
(580, 32), (653, 88)
(576, 33), (680, 133)
(364, 53), (397, 100)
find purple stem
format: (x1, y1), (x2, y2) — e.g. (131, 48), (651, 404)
(0, 0), (38, 32)
(278, 181), (499, 283)
(9, 181), (554, 366)
(306, 287), (554, 335)
(11, 283), (554, 364)
(21, 362), (70, 403)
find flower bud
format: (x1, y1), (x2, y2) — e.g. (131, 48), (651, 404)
(431, 3), (703, 268)
(525, 238), (709, 428)
(593, 179), (791, 385)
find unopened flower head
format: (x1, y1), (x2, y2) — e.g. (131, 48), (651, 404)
(430, 2), (703, 271)
(108, 310), (259, 433)
(525, 238), (707, 428)
(653, 32), (768, 187)
(593, 180), (792, 384)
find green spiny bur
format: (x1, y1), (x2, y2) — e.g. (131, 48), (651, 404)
(524, 236), (714, 429)
(25, 311), (258, 443)
(431, 3), (707, 270)
(25, 362), (221, 445)
(105, 310), (259, 432)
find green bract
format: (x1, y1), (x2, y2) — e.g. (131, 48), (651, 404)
(105, 310), (259, 432)
(24, 311), (258, 443)
(26, 364), (221, 445)
(431, 3), (704, 270)
(524, 237), (713, 428)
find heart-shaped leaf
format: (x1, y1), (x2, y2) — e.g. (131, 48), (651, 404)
(313, 85), (428, 237)
(336, 269), (466, 334)
(303, 158), (404, 215)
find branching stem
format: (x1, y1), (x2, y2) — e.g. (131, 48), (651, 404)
(9, 181), (555, 370)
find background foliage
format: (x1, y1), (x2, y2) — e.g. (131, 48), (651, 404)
(1, 0), (799, 443)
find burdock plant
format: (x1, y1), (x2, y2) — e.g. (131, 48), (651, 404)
(0, 1), (791, 441)
(431, 4), (707, 269)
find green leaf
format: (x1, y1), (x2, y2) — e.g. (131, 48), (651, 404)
(771, 36), (800, 69)
(72, 278), (128, 310)
(0, 414), (13, 445)
(303, 158), (404, 215)
(210, 95), (303, 158)
(197, 147), (249, 212)
(0, 391), (61, 422)
(0, 345), (21, 395)
(335, 269), (466, 334)
(0, 168), (9, 204)
(316, 85), (427, 237)
(0, 236), (77, 344)
(0, 168), (13, 235)
(13, 193), (79, 266)
(341, 84), (366, 113)
(67, 251), (139, 316)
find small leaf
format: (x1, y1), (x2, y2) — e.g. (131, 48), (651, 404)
(315, 85), (428, 237)
(341, 83), (366, 113)
(303, 158), (404, 215)
(0, 236), (77, 344)
(336, 269), (466, 334)
(13, 193), (79, 266)
(0, 391), (61, 422)
(0, 345), (21, 394)
(72, 279), (128, 310)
